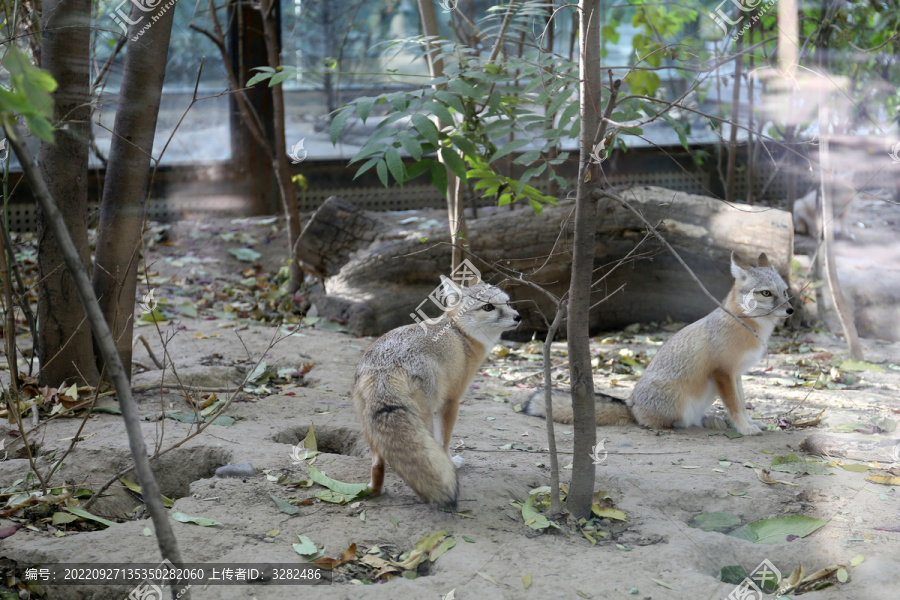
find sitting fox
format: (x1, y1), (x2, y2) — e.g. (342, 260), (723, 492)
(522, 253), (793, 436)
(353, 275), (521, 509)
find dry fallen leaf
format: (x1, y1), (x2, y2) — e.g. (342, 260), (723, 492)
(754, 468), (798, 486)
(866, 474), (900, 486)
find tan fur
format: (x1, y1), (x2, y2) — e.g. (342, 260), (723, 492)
(523, 253), (793, 436)
(520, 389), (634, 426)
(352, 277), (520, 508)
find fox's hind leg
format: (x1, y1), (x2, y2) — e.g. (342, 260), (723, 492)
(368, 452), (385, 496)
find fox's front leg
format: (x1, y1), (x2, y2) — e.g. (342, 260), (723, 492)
(440, 397), (464, 468)
(714, 371), (762, 435)
(736, 375), (766, 430)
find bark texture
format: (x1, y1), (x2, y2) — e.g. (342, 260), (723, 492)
(91, 1), (176, 378)
(36, 0), (99, 386)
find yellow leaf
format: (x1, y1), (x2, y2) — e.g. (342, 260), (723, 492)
(849, 554), (865, 567)
(302, 423), (317, 451)
(866, 475), (900, 486)
(523, 574), (532, 589)
(836, 567), (848, 583)
(591, 506), (627, 521)
(64, 384), (78, 400)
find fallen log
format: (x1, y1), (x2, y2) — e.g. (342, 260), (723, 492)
(800, 433), (900, 463)
(296, 186), (793, 337)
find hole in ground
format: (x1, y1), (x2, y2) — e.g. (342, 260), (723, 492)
(273, 424), (368, 457)
(52, 446), (232, 520)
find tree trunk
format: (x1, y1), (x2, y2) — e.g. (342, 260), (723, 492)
(259, 0), (303, 291)
(725, 35), (742, 204)
(299, 188), (793, 337)
(91, 1), (176, 379)
(565, 0), (602, 519)
(227, 0), (279, 216)
(36, 0), (100, 387)
(416, 0), (465, 271)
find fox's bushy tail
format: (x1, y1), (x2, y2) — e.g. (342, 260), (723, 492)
(520, 388), (634, 426)
(357, 375), (458, 509)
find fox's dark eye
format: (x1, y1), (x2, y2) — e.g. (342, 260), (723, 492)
(482, 303), (495, 311)
(760, 290), (772, 297)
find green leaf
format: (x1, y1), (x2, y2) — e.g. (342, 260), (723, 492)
(171, 511), (221, 527)
(430, 160), (448, 196)
(434, 90), (465, 113)
(356, 97), (376, 123)
(293, 535), (318, 556)
(397, 132), (423, 161)
(405, 158), (432, 181)
(52, 512), (78, 525)
(353, 156), (380, 179)
(529, 199), (543, 215)
(441, 146), (467, 180)
(425, 100), (454, 125)
(120, 478), (174, 508)
(447, 78), (479, 99)
(25, 114), (55, 143)
(246, 71), (273, 87)
(411, 114), (440, 147)
(329, 107), (353, 144)
(385, 146), (405, 183)
(375, 159), (388, 187)
(728, 515), (827, 544)
(270, 493), (301, 515)
(546, 88), (574, 117)
(307, 465), (369, 499)
(688, 512), (741, 533)
(64, 507), (117, 528)
(450, 136), (478, 160)
(839, 360), (886, 372)
(558, 100), (580, 126)
(228, 248), (261, 263)
(491, 139), (531, 162)
(268, 70), (293, 86)
(521, 491), (559, 530)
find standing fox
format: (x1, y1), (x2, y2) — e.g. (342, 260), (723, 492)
(523, 253), (793, 436)
(352, 275), (521, 509)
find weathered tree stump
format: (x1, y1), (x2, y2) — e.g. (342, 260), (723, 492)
(297, 186), (793, 337)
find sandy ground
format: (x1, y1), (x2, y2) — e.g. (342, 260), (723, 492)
(1, 213), (899, 600)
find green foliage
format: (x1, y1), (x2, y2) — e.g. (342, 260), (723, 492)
(0, 47), (58, 143)
(326, 13), (578, 212)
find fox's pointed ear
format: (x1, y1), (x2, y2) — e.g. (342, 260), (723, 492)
(757, 253), (771, 268)
(730, 252), (749, 280)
